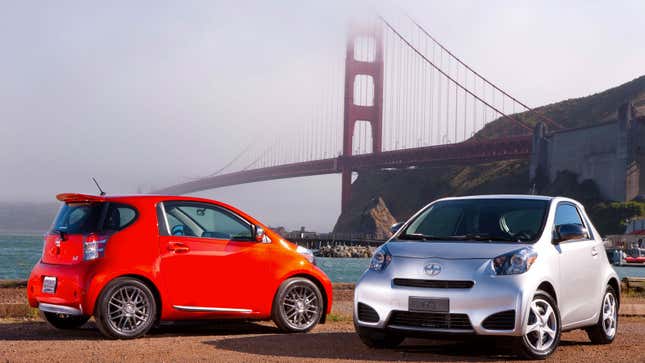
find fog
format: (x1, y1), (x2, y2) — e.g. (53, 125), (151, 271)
(1, 0), (644, 231)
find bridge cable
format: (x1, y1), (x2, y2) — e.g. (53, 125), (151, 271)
(403, 12), (563, 130)
(379, 15), (533, 133)
(204, 142), (255, 177)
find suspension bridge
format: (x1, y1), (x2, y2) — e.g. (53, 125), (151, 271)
(155, 14), (562, 212)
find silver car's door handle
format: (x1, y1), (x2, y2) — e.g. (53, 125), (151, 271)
(591, 246), (598, 256)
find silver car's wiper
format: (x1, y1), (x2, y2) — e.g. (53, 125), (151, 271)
(398, 233), (448, 241)
(451, 234), (517, 242)
(398, 233), (471, 241)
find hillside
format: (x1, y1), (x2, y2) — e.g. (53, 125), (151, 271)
(334, 75), (645, 236)
(477, 75), (645, 138)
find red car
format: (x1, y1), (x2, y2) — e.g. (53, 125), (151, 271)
(27, 193), (332, 338)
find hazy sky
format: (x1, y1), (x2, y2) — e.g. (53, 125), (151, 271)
(1, 0), (644, 231)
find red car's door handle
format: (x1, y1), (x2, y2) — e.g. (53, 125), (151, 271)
(168, 241), (190, 254)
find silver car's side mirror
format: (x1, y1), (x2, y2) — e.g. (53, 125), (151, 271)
(390, 222), (404, 235)
(553, 224), (588, 244)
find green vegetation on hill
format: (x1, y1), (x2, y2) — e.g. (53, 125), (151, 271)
(334, 160), (530, 233)
(589, 202), (645, 236)
(477, 75), (645, 138)
(336, 163), (645, 236)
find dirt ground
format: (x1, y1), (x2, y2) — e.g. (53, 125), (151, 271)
(1, 317), (644, 362)
(1, 284), (645, 362)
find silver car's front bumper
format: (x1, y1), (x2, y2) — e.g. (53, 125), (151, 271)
(354, 257), (533, 336)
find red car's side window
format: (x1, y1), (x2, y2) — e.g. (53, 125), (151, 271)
(160, 201), (253, 241)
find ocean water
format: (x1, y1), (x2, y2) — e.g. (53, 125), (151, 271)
(0, 234), (643, 283)
(0, 234), (43, 280)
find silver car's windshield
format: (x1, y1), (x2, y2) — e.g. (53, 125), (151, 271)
(399, 199), (550, 243)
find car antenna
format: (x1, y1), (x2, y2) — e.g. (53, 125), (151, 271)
(92, 177), (106, 196)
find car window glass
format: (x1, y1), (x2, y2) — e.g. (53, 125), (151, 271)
(501, 209), (544, 235)
(165, 213), (196, 237)
(52, 202), (137, 233)
(103, 204), (137, 231)
(164, 202), (252, 240)
(408, 205), (463, 236)
(54, 204), (103, 234)
(554, 204), (583, 227)
(402, 199), (549, 242)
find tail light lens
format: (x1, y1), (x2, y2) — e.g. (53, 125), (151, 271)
(84, 233), (108, 261)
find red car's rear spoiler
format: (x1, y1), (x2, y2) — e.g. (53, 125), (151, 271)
(56, 193), (107, 203)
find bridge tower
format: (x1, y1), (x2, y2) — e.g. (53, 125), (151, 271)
(341, 23), (384, 212)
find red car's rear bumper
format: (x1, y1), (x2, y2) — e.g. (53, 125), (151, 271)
(27, 261), (94, 316)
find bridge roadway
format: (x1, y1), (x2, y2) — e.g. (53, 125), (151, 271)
(154, 135), (532, 195)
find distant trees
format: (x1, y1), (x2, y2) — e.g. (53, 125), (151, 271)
(588, 201), (645, 236)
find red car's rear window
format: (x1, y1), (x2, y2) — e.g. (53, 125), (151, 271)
(51, 202), (137, 234)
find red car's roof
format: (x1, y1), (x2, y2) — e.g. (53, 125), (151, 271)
(55, 193), (256, 224)
(57, 193), (229, 205)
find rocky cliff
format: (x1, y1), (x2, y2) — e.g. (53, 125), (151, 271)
(333, 196), (396, 238)
(333, 160), (530, 233)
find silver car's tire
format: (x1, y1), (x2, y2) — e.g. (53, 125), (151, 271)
(514, 290), (561, 360)
(586, 285), (618, 344)
(94, 277), (157, 339)
(272, 277), (323, 333)
(353, 318), (404, 349)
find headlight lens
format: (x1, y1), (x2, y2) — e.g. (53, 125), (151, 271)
(296, 245), (315, 264)
(492, 247), (537, 275)
(369, 245), (392, 272)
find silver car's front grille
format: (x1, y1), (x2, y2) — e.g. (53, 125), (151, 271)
(388, 311), (473, 331)
(392, 278), (474, 289)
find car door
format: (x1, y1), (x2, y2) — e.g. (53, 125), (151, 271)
(553, 202), (599, 326)
(157, 200), (272, 313)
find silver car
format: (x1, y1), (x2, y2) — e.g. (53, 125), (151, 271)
(354, 195), (619, 359)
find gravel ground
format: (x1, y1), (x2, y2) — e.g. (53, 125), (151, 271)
(1, 284), (644, 362)
(1, 317), (644, 362)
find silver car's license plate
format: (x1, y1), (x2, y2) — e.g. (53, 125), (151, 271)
(408, 296), (449, 313)
(42, 276), (57, 294)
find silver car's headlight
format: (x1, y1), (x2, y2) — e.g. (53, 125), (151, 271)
(296, 245), (315, 264)
(492, 247), (537, 275)
(369, 245), (392, 272)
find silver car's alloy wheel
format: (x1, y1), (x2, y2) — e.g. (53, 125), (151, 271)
(601, 292), (617, 338)
(281, 285), (319, 330)
(107, 286), (151, 334)
(525, 298), (558, 352)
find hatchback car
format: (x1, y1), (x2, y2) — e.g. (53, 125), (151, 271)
(28, 193), (332, 338)
(354, 195), (619, 359)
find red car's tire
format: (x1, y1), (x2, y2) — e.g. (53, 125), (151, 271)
(272, 277), (323, 333)
(94, 277), (157, 339)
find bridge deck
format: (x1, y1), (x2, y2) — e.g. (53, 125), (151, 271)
(155, 135), (532, 195)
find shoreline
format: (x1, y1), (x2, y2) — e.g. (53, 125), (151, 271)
(0, 231), (44, 237)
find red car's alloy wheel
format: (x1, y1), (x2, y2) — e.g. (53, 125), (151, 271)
(106, 285), (152, 334)
(282, 284), (320, 329)
(95, 277), (157, 339)
(273, 278), (323, 333)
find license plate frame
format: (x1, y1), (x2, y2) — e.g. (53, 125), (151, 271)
(42, 276), (57, 294)
(408, 296), (449, 313)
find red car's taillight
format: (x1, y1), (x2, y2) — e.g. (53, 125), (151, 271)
(83, 233), (108, 261)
